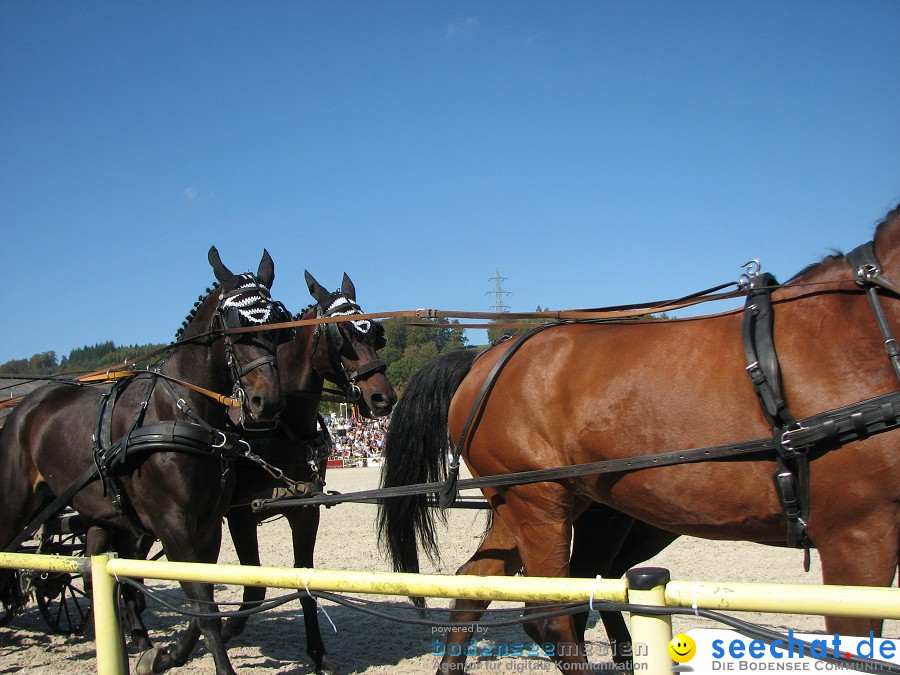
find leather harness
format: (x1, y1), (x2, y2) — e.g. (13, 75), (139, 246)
(4, 279), (285, 553)
(428, 239), (900, 557)
(741, 269), (813, 563)
(741, 242), (900, 562)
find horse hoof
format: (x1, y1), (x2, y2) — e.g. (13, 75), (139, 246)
(135, 647), (166, 675)
(316, 656), (340, 675)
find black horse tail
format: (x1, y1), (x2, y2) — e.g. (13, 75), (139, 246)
(377, 348), (480, 575)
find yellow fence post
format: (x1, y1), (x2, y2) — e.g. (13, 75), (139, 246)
(91, 553), (125, 675)
(626, 567), (673, 675)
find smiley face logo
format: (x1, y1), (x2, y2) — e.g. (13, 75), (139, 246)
(668, 633), (696, 663)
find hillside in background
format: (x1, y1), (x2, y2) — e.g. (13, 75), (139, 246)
(0, 340), (167, 376)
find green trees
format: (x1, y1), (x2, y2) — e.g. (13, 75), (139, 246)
(0, 342), (166, 375)
(0, 317), (474, 391)
(378, 317), (467, 392)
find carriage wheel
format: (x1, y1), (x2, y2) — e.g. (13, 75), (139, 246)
(34, 530), (92, 635)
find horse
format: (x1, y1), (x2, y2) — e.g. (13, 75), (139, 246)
(378, 347), (679, 671)
(220, 270), (397, 674)
(379, 204), (900, 674)
(0, 247), (289, 675)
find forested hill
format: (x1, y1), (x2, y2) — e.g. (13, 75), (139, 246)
(0, 341), (167, 376)
(0, 317), (470, 391)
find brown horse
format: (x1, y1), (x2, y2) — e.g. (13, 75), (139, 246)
(221, 271), (396, 674)
(380, 205), (900, 673)
(0, 248), (287, 675)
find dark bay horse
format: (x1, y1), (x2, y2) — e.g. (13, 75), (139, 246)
(0, 248), (288, 675)
(380, 205), (900, 673)
(221, 271), (396, 674)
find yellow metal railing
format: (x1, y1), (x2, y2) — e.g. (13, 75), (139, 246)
(2, 552), (898, 675)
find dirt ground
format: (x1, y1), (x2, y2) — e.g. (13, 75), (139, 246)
(0, 465), (896, 674)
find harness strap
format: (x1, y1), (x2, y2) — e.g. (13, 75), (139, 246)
(741, 271), (811, 557)
(7, 374), (242, 552)
(236, 354), (276, 377)
(847, 242), (900, 384)
(848, 241), (900, 295)
(92, 374), (155, 543)
(348, 358), (387, 382)
(78, 369), (242, 407)
(255, 388), (900, 511)
(3, 462), (102, 553)
(157, 377), (219, 434)
(439, 323), (564, 508)
(742, 273), (797, 428)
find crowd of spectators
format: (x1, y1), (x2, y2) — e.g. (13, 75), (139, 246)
(324, 414), (389, 464)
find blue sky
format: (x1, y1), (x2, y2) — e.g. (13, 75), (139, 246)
(1, 1), (898, 364)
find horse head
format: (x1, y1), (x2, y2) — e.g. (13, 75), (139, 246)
(198, 246), (288, 425)
(303, 270), (397, 418)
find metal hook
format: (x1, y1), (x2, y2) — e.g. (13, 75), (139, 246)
(738, 259), (762, 290)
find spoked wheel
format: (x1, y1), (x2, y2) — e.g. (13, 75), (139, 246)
(34, 513), (92, 635)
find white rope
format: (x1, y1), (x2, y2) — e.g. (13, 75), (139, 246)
(302, 578), (337, 633)
(588, 574), (603, 611)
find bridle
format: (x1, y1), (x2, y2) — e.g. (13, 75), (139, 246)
(213, 273), (292, 427)
(310, 294), (387, 402)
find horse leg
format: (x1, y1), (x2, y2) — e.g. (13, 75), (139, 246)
(438, 515), (523, 675)
(286, 506), (338, 675)
(138, 520), (234, 675)
(814, 511), (899, 637)
(570, 506), (680, 670)
(497, 483), (589, 674)
(117, 534), (155, 653)
(221, 507), (264, 641)
(570, 505), (637, 644)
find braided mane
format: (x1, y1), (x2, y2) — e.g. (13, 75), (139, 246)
(174, 281), (220, 340)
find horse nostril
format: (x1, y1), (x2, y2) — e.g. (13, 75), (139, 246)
(371, 392), (394, 412)
(247, 395), (284, 421)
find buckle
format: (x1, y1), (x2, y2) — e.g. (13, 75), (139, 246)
(780, 425), (809, 452)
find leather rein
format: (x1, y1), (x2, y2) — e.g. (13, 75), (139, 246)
(255, 240), (900, 530)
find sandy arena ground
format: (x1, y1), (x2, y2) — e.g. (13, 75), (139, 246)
(0, 465), (896, 674)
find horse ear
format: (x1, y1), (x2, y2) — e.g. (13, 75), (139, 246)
(257, 249), (275, 288)
(208, 246), (238, 288)
(305, 270), (331, 308)
(341, 273), (356, 301)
